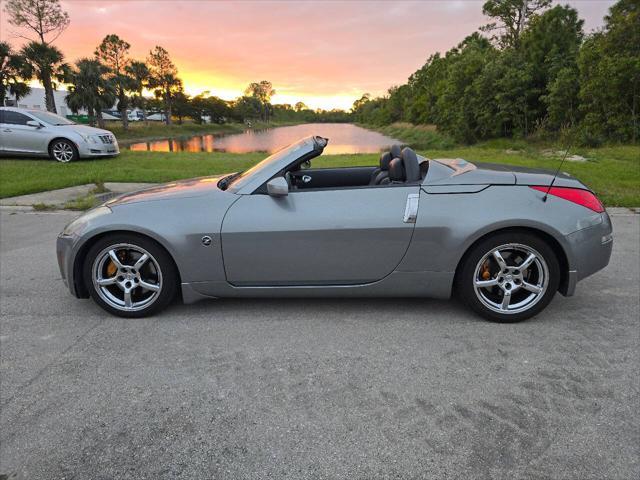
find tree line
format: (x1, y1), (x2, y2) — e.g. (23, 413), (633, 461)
(0, 0), (350, 129)
(352, 0), (638, 145)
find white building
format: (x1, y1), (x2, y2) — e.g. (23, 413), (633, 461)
(3, 87), (79, 116)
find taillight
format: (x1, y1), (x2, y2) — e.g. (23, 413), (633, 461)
(530, 186), (605, 213)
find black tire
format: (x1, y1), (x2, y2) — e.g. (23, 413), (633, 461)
(49, 138), (79, 163)
(83, 233), (178, 318)
(457, 231), (560, 323)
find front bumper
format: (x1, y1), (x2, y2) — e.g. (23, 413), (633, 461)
(77, 140), (120, 158)
(57, 233), (81, 297)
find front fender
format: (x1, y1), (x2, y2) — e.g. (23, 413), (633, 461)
(66, 193), (237, 297)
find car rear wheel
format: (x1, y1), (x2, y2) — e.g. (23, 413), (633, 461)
(458, 232), (560, 322)
(49, 139), (78, 163)
(83, 234), (178, 318)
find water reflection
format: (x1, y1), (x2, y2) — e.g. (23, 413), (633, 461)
(127, 123), (401, 155)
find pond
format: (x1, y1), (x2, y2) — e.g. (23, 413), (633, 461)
(127, 123), (401, 155)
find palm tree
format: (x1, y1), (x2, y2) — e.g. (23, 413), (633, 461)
(65, 58), (115, 128)
(147, 46), (183, 125)
(125, 60), (150, 123)
(0, 41), (32, 105)
(20, 41), (67, 112)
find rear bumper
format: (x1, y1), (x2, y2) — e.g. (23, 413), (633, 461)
(561, 212), (613, 296)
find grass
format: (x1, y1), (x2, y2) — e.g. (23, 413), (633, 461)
(367, 122), (457, 150)
(1, 138), (638, 207)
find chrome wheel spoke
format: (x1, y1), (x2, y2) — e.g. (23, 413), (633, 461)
(97, 276), (117, 286)
(123, 290), (133, 308)
(134, 253), (149, 271)
(501, 290), (512, 310)
(475, 278), (499, 288)
(493, 250), (508, 271)
(138, 280), (160, 292)
(108, 249), (124, 269)
(522, 282), (542, 294)
(518, 253), (536, 272)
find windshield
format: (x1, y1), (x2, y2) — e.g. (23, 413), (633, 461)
(29, 110), (75, 126)
(226, 141), (309, 189)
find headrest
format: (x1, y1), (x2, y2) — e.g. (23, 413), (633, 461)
(379, 152), (392, 170)
(388, 158), (405, 182)
(401, 147), (421, 182)
(390, 144), (402, 159)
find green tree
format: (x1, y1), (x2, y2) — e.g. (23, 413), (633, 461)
(3, 0), (70, 112)
(0, 41), (32, 105)
(147, 46), (182, 125)
(20, 41), (67, 113)
(294, 101), (308, 112)
(95, 34), (134, 130)
(125, 60), (150, 123)
(481, 0), (551, 48)
(65, 58), (116, 128)
(578, 0), (639, 144)
(191, 92), (230, 124)
(232, 95), (262, 122)
(244, 80), (276, 121)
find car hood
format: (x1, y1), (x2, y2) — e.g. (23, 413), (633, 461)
(106, 175), (228, 207)
(60, 124), (114, 136)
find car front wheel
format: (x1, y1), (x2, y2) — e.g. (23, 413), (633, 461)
(83, 234), (178, 318)
(49, 139), (78, 163)
(458, 232), (560, 322)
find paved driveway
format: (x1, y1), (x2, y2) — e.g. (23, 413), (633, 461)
(1, 210), (638, 479)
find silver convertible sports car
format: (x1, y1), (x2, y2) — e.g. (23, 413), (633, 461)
(57, 136), (612, 322)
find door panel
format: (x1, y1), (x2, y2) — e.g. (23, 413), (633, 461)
(1, 111), (48, 153)
(221, 186), (419, 285)
(290, 166), (376, 190)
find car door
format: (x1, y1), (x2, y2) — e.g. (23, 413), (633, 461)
(1, 111), (48, 153)
(221, 185), (420, 286)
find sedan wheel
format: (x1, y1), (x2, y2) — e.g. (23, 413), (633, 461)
(50, 139), (78, 163)
(83, 234), (178, 317)
(459, 232), (560, 322)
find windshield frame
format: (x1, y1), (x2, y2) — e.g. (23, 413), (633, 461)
(226, 137), (320, 194)
(28, 110), (76, 126)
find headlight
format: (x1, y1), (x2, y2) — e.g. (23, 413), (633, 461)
(79, 134), (98, 144)
(61, 206), (111, 236)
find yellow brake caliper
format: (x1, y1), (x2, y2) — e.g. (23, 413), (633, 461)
(481, 260), (491, 280)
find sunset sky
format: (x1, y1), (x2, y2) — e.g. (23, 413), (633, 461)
(0, 0), (616, 110)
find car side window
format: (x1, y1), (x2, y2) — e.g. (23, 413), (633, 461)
(4, 111), (31, 125)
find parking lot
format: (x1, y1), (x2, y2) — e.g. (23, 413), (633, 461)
(1, 209), (638, 479)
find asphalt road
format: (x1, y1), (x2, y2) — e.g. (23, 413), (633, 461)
(1, 210), (638, 480)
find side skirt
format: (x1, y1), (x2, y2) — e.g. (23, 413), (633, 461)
(181, 270), (454, 304)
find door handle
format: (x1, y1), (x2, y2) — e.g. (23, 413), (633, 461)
(302, 175), (312, 183)
(2, 129), (11, 132)
(403, 193), (419, 223)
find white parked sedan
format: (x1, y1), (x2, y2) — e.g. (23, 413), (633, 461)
(0, 107), (119, 162)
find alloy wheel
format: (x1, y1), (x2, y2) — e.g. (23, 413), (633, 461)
(92, 243), (163, 312)
(52, 142), (74, 162)
(473, 243), (549, 315)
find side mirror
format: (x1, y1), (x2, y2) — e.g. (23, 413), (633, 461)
(26, 120), (41, 128)
(266, 177), (289, 197)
